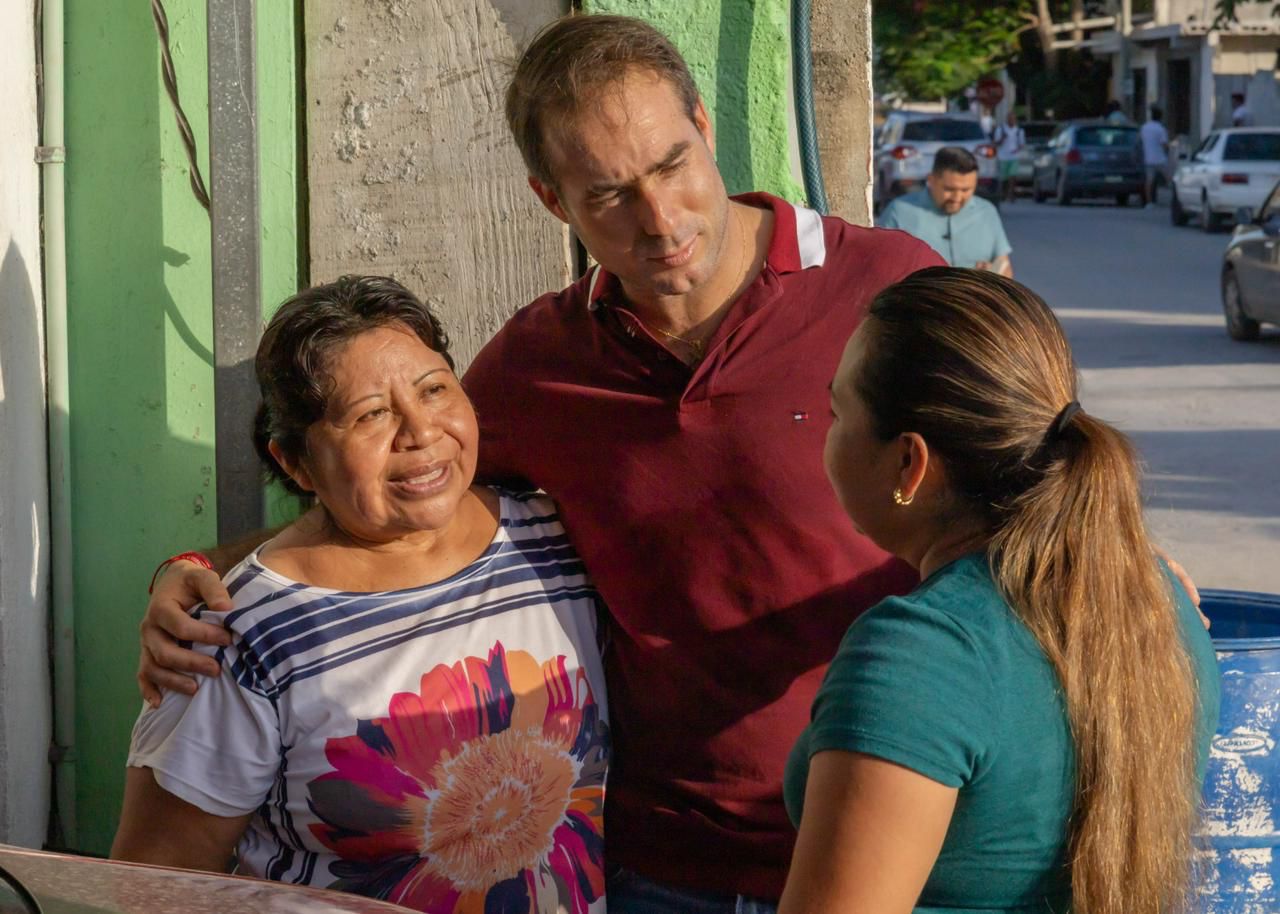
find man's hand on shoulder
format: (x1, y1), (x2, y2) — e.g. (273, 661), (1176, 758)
(1153, 546), (1209, 629)
(137, 560), (233, 708)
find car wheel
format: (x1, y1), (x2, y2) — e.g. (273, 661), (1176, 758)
(1032, 175), (1046, 203)
(1222, 270), (1262, 341)
(1115, 193), (1130, 207)
(1055, 172), (1072, 206)
(1170, 189), (1189, 226)
(1200, 193), (1222, 232)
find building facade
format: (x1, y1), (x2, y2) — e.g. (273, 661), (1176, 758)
(1072, 0), (1280, 144)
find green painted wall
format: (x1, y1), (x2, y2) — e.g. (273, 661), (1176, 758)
(63, 0), (299, 853)
(585, 0), (805, 202)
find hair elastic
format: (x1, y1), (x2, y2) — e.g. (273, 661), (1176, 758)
(1050, 400), (1083, 439)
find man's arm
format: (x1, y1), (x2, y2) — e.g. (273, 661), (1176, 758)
(137, 526), (281, 707)
(205, 528), (280, 575)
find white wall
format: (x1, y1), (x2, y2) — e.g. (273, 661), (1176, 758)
(1212, 35), (1280, 125)
(1215, 35), (1280, 76)
(0, 0), (53, 848)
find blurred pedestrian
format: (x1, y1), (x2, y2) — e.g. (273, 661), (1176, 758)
(1140, 105), (1169, 207)
(1232, 92), (1254, 127)
(879, 147), (1013, 277)
(1105, 100), (1131, 125)
(980, 106), (995, 139)
(993, 111), (1025, 203)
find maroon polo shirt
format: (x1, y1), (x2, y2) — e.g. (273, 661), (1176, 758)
(464, 193), (943, 898)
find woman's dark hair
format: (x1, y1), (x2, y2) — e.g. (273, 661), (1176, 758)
(252, 275), (453, 495)
(853, 267), (1198, 914)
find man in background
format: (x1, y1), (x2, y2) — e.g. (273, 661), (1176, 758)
(1105, 99), (1131, 125)
(878, 146), (1013, 277)
(992, 111), (1025, 204)
(1232, 91), (1254, 127)
(1140, 104), (1170, 207)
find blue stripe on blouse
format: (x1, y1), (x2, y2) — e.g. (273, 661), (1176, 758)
(214, 493), (594, 700)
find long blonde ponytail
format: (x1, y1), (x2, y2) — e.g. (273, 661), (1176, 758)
(991, 414), (1198, 914)
(856, 267), (1201, 914)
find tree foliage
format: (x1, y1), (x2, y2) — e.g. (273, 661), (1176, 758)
(874, 0), (1031, 100)
(1213, 0), (1280, 26)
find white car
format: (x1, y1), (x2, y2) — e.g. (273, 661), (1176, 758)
(1171, 128), (1280, 231)
(873, 112), (999, 211)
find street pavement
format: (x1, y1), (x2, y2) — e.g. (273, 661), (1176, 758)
(1002, 197), (1280, 592)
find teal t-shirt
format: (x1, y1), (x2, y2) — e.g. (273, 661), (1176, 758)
(877, 189), (1011, 269)
(784, 554), (1220, 914)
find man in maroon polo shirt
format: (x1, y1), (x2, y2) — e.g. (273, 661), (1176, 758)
(138, 14), (941, 912)
(471, 19), (940, 908)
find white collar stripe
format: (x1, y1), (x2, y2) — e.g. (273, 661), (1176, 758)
(793, 203), (827, 269)
(586, 264), (603, 310)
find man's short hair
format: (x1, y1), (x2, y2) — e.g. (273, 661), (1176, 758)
(1232, 92), (1246, 104)
(932, 147), (979, 176)
(505, 15), (701, 186)
(1150, 104), (1163, 120)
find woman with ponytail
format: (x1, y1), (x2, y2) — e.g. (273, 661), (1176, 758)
(779, 267), (1219, 914)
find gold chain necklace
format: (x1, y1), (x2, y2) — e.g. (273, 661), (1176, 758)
(651, 325), (709, 360)
(645, 207), (749, 363)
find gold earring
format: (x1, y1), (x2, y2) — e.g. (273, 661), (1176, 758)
(893, 487), (914, 506)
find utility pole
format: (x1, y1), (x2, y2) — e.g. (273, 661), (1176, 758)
(207, 0), (265, 541)
(1119, 0), (1133, 117)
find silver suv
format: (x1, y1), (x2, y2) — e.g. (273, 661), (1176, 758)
(874, 112), (999, 210)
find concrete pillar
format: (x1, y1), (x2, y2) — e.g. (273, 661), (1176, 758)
(1199, 33), (1218, 142)
(304, 0), (570, 371)
(0, 0), (53, 848)
(811, 0), (874, 225)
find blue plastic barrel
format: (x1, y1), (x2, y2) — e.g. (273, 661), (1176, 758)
(1198, 588), (1280, 912)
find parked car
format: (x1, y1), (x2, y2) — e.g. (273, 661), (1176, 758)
(1031, 120), (1144, 206)
(1221, 177), (1280, 340)
(1171, 128), (1280, 231)
(874, 111), (998, 210)
(1012, 120), (1058, 190)
(0, 843), (415, 914)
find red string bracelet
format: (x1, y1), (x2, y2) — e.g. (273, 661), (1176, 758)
(148, 551), (215, 594)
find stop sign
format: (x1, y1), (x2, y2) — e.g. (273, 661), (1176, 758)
(976, 78), (1005, 108)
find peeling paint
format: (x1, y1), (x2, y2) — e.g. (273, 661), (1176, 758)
(1197, 648), (1280, 911)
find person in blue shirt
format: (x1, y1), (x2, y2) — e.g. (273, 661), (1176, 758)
(878, 147), (1013, 277)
